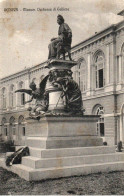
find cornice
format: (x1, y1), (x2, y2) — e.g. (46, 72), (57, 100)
(71, 21), (124, 54)
(0, 108), (27, 115)
(0, 61), (47, 83)
(0, 68), (30, 83)
(71, 25), (117, 53)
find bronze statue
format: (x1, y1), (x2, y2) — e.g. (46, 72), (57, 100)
(15, 76), (49, 118)
(53, 76), (83, 114)
(48, 15), (72, 60)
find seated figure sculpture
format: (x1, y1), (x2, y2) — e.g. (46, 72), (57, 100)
(48, 15), (72, 60)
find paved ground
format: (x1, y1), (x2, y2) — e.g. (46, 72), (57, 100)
(0, 166), (124, 195)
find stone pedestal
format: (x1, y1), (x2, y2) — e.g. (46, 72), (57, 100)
(26, 116), (103, 148)
(45, 59), (77, 111)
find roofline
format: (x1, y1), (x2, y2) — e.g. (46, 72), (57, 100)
(0, 60), (47, 81)
(71, 20), (124, 51)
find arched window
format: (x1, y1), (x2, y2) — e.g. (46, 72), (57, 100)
(2, 88), (6, 109)
(94, 51), (105, 88)
(18, 82), (25, 106)
(1, 117), (7, 136)
(75, 59), (87, 92)
(93, 105), (105, 137)
(10, 116), (16, 136)
(18, 115), (25, 136)
(10, 85), (15, 107)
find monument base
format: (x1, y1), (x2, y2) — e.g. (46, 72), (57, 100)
(1, 115), (124, 181)
(25, 116), (103, 148)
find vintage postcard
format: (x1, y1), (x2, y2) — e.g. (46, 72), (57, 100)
(0, 0), (124, 195)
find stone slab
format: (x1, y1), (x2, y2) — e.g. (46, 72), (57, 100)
(22, 153), (124, 169)
(26, 136), (102, 149)
(29, 146), (116, 158)
(46, 59), (77, 70)
(28, 161), (124, 181)
(0, 157), (124, 181)
(26, 116), (100, 137)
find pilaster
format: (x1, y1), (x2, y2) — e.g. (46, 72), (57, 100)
(86, 53), (92, 96)
(106, 44), (110, 85)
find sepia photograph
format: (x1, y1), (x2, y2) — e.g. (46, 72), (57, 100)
(0, 0), (124, 195)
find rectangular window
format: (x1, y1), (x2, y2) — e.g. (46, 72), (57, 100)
(22, 127), (25, 136)
(10, 93), (14, 107)
(100, 123), (104, 136)
(80, 71), (86, 92)
(12, 126), (16, 135)
(4, 127), (7, 136)
(3, 97), (6, 108)
(12, 94), (14, 107)
(21, 93), (25, 105)
(98, 69), (103, 88)
(97, 122), (104, 137)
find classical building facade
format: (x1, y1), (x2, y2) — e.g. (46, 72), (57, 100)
(0, 19), (124, 146)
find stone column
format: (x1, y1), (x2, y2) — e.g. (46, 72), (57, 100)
(25, 79), (30, 108)
(119, 104), (124, 142)
(15, 82), (20, 109)
(106, 44), (110, 84)
(87, 53), (91, 89)
(14, 122), (18, 144)
(118, 55), (122, 83)
(6, 85), (10, 111)
(86, 53), (91, 96)
(109, 41), (115, 84)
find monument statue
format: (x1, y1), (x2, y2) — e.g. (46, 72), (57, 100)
(53, 76), (83, 114)
(15, 77), (49, 118)
(48, 15), (72, 60)
(15, 15), (83, 118)
(3, 15), (104, 182)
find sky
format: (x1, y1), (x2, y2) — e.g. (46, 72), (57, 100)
(0, 0), (124, 78)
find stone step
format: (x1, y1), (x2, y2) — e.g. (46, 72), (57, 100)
(29, 146), (116, 158)
(22, 153), (124, 169)
(26, 136), (102, 149)
(28, 161), (124, 181)
(0, 158), (33, 180)
(0, 157), (124, 181)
